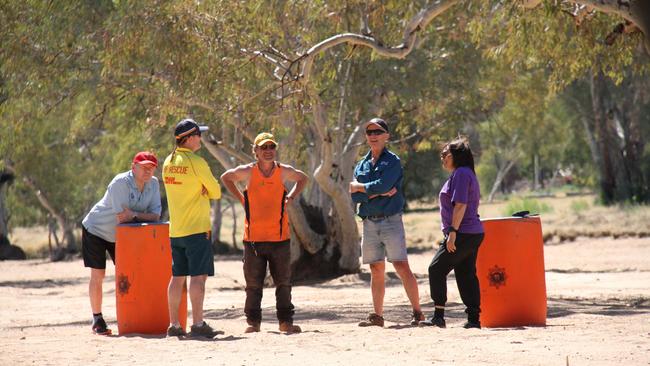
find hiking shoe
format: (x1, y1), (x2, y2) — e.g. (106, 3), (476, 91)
(463, 321), (481, 329)
(279, 322), (302, 334)
(410, 310), (425, 326)
(358, 313), (384, 327)
(420, 316), (446, 328)
(245, 322), (261, 333)
(166, 324), (186, 337)
(91, 317), (112, 335)
(189, 321), (220, 338)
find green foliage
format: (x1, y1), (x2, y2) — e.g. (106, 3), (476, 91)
(502, 197), (553, 217)
(570, 199), (590, 215)
(476, 149), (499, 197)
(1, 0), (648, 232)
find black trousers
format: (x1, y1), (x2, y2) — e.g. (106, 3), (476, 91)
(428, 232), (484, 318)
(243, 240), (295, 324)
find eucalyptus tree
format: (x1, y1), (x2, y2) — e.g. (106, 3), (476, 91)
(0, 1), (116, 256)
(470, 0), (650, 203)
(3, 0), (649, 269)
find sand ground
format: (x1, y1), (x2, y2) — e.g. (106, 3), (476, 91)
(1, 236), (649, 366)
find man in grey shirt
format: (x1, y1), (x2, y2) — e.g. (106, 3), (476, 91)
(81, 151), (162, 335)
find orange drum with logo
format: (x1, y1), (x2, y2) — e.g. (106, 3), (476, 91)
(115, 223), (187, 334)
(477, 216), (546, 327)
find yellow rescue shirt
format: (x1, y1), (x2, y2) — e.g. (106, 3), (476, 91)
(162, 148), (221, 238)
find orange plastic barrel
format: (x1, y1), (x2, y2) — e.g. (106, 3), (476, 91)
(477, 216), (546, 327)
(115, 223), (187, 334)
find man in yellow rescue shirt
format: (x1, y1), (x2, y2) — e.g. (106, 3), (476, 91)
(163, 118), (221, 338)
(221, 132), (308, 334)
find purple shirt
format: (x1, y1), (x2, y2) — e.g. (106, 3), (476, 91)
(439, 167), (483, 234)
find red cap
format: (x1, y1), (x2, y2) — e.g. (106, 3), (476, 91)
(132, 151), (158, 167)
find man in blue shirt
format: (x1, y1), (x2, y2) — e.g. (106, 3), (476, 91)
(350, 118), (424, 327)
(81, 151), (162, 335)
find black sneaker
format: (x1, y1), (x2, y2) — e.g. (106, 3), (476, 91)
(91, 317), (111, 335)
(189, 321), (220, 338)
(419, 316), (446, 328)
(166, 324), (186, 337)
(463, 321), (481, 329)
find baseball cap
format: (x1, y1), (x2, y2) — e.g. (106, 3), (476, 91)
(174, 118), (209, 140)
(363, 117), (389, 133)
(132, 151), (158, 167)
(254, 132), (278, 146)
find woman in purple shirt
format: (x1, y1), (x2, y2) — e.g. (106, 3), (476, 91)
(421, 137), (484, 329)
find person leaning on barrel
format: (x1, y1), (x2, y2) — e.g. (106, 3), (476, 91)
(421, 137), (484, 329)
(81, 151), (161, 335)
(349, 117), (424, 327)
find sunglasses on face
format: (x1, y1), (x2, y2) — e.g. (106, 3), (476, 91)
(365, 129), (386, 136)
(259, 144), (277, 150)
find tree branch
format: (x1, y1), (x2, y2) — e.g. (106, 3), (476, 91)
(299, 0), (461, 84)
(524, 0), (649, 50)
(4, 161), (70, 249)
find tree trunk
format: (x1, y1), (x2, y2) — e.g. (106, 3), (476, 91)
(5, 163), (75, 258)
(590, 70), (618, 204)
(211, 199), (222, 244)
(588, 68), (649, 204)
(0, 170), (27, 260)
(0, 171), (14, 246)
(617, 73), (648, 202)
(488, 158), (517, 203)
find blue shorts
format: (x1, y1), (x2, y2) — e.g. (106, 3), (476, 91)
(170, 232), (214, 276)
(361, 214), (408, 264)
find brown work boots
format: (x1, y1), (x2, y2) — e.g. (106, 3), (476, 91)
(244, 321), (302, 334)
(358, 313), (385, 327)
(279, 321), (302, 334)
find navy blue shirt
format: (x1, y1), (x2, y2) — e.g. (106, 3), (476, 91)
(352, 148), (405, 217)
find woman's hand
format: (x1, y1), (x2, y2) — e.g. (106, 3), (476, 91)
(446, 232), (457, 253)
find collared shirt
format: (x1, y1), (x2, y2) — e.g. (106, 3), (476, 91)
(352, 148), (405, 218)
(162, 148), (221, 238)
(82, 170), (162, 242)
(439, 166), (483, 234)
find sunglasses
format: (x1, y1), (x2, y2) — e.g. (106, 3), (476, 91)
(365, 129), (386, 136)
(259, 144), (277, 150)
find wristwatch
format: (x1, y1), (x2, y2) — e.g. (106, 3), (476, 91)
(448, 226), (458, 234)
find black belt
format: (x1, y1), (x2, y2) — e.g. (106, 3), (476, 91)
(363, 214), (389, 220)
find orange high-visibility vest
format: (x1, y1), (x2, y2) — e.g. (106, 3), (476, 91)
(243, 162), (290, 242)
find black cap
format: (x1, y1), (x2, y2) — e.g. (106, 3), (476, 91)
(364, 117), (389, 133)
(174, 118), (209, 140)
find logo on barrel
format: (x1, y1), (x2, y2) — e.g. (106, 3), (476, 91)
(487, 265), (507, 289)
(118, 274), (131, 295)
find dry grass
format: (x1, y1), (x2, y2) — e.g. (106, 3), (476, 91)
(8, 226), (59, 258)
(403, 193), (650, 250)
(8, 194), (650, 258)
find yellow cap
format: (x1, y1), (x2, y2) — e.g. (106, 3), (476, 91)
(254, 132), (278, 146)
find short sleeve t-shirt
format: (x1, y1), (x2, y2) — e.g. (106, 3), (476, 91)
(82, 170), (162, 242)
(439, 167), (483, 234)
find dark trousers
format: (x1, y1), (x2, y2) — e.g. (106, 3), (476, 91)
(428, 233), (484, 319)
(243, 240), (294, 324)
